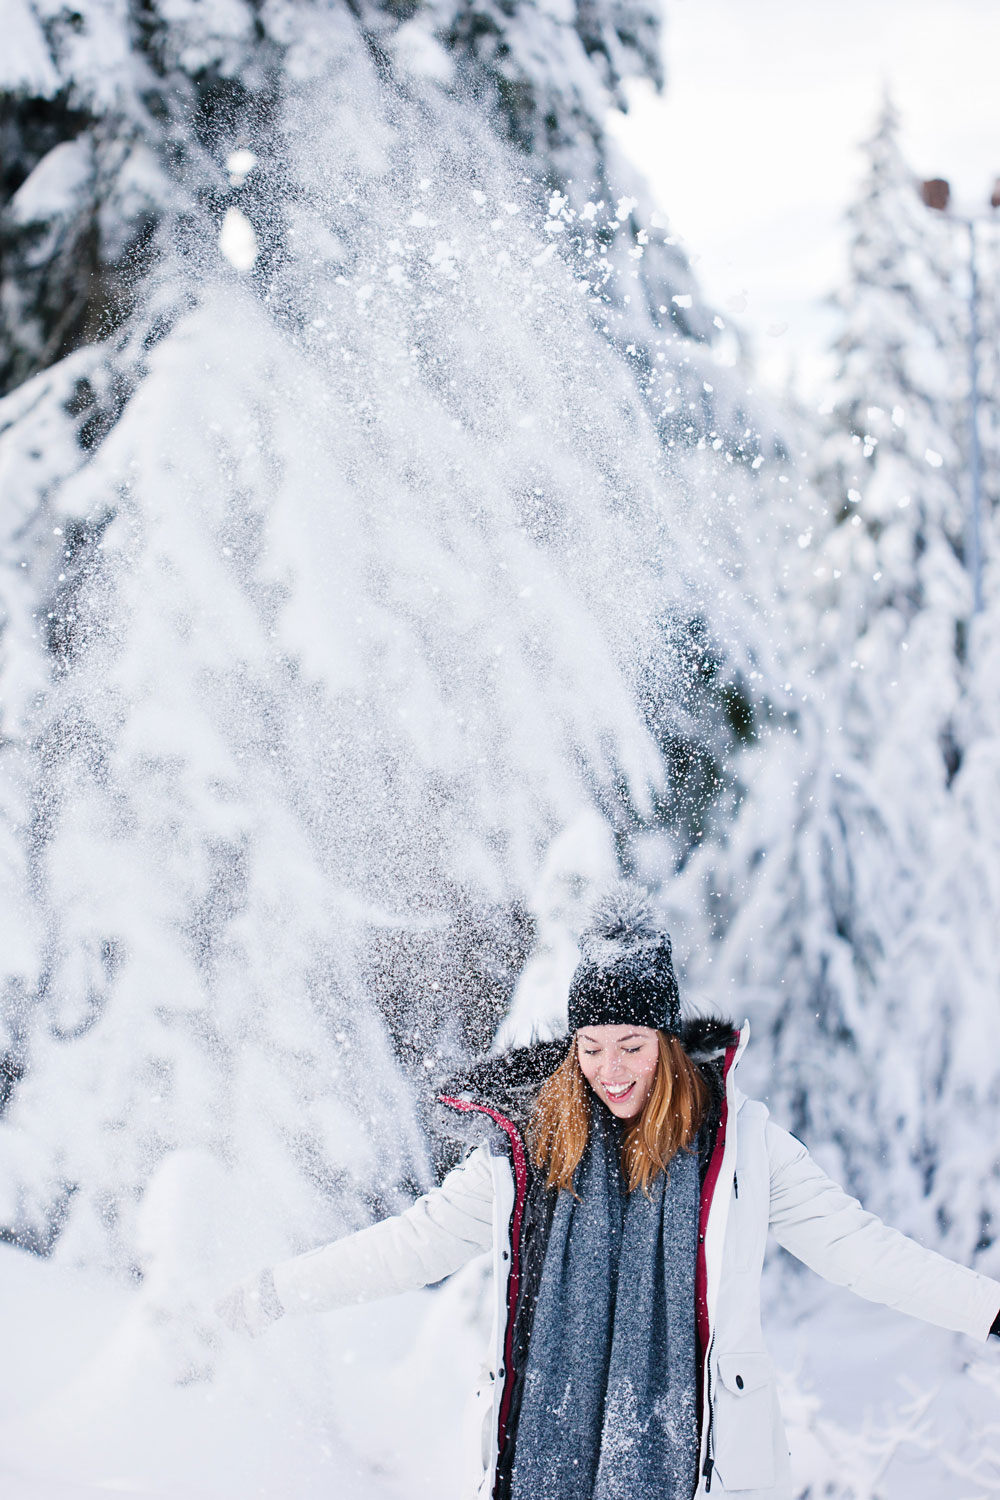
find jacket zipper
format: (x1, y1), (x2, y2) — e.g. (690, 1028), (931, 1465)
(704, 1167), (737, 1487)
(703, 1331), (716, 1491)
(699, 1031), (744, 1494)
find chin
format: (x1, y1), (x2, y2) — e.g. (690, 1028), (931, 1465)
(599, 1080), (650, 1120)
(607, 1097), (645, 1121)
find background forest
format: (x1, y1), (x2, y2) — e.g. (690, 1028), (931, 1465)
(1, 0), (998, 1495)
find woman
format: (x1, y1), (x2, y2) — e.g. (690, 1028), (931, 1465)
(218, 884), (1000, 1499)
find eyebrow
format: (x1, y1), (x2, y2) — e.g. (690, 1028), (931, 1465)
(580, 1032), (644, 1044)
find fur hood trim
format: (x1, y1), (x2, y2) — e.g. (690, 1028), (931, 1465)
(433, 1037), (568, 1143)
(681, 1015), (741, 1063)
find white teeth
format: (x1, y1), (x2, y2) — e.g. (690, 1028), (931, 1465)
(605, 1083), (632, 1098)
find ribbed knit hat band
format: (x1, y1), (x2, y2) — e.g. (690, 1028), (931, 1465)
(567, 882), (681, 1036)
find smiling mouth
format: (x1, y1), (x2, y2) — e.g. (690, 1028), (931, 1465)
(602, 1081), (635, 1103)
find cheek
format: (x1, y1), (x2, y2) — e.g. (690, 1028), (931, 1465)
(636, 1055), (659, 1088)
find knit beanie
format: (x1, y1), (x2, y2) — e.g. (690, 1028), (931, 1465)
(567, 881), (681, 1035)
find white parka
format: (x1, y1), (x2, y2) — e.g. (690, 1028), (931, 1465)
(271, 1023), (1000, 1499)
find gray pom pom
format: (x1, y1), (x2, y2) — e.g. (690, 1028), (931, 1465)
(578, 879), (666, 967)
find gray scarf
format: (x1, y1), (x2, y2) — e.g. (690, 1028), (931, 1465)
(510, 1102), (700, 1500)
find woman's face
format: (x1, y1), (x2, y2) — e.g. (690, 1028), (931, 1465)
(576, 1024), (659, 1121)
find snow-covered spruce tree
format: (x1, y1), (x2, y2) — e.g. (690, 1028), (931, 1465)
(0, 0), (809, 1129)
(793, 100), (1000, 1251)
(816, 97), (969, 708)
(669, 98), (1000, 1259)
(0, 0), (801, 1301)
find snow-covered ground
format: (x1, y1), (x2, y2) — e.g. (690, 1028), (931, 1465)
(0, 1240), (488, 1499)
(770, 1265), (1000, 1499)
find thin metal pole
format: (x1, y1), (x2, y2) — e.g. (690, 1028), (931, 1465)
(966, 218), (984, 614)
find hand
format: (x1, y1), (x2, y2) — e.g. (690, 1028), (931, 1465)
(215, 1266), (285, 1338)
(158, 1295), (223, 1384)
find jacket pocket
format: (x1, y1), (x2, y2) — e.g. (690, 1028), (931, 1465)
(712, 1352), (776, 1492)
(460, 1363), (498, 1487)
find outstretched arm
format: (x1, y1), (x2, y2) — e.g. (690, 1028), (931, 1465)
(218, 1145), (495, 1335)
(275, 1143), (495, 1313)
(766, 1120), (1000, 1341)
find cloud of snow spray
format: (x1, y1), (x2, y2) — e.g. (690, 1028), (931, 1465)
(0, 18), (762, 1497)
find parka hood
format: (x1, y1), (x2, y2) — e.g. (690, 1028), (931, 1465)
(431, 1015), (738, 1147)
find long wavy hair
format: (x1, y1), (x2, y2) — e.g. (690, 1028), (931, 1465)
(528, 1031), (708, 1195)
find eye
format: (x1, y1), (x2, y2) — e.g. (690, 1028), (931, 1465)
(581, 1048), (600, 1056)
(623, 1046), (642, 1053)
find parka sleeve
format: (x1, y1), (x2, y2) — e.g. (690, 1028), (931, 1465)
(765, 1119), (1000, 1341)
(272, 1143), (496, 1315)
